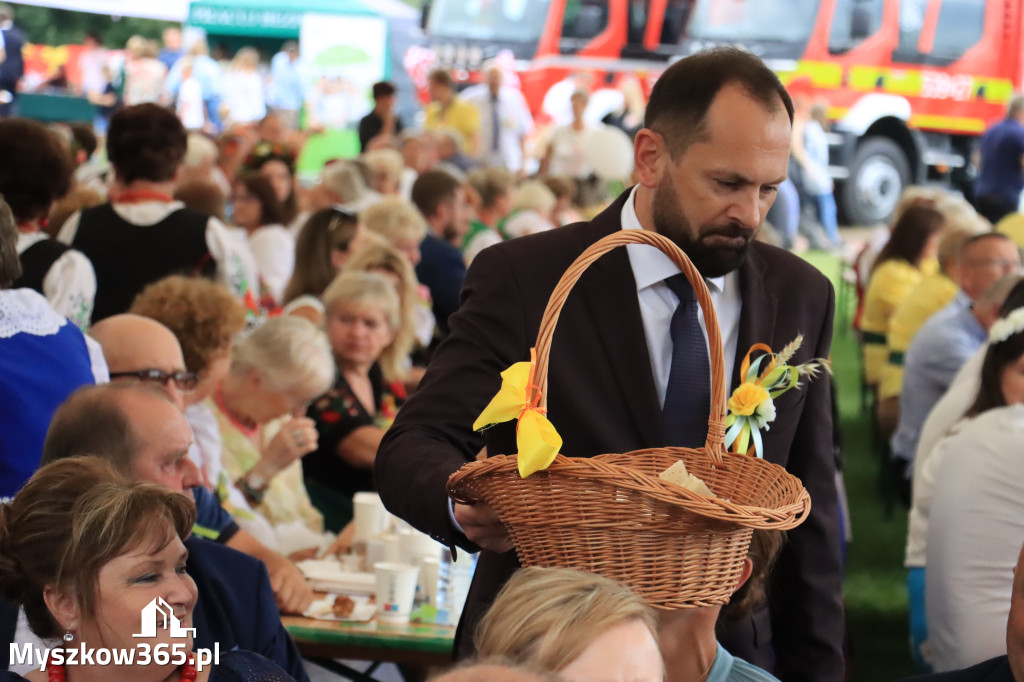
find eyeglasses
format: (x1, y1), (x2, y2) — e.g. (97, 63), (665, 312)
(109, 369), (200, 392)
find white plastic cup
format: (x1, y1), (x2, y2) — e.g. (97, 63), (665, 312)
(399, 529), (442, 565)
(366, 539), (385, 571)
(353, 493), (387, 543)
(382, 533), (401, 563)
(419, 556), (440, 607)
(374, 562), (420, 624)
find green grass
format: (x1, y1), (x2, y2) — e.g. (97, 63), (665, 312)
(802, 252), (917, 681)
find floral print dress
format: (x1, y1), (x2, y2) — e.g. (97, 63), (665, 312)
(304, 363), (405, 531)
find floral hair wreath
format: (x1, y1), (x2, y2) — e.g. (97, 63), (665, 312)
(243, 141), (297, 174)
(989, 307), (1024, 344)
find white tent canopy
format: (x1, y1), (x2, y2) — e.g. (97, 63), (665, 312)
(11, 0), (190, 22)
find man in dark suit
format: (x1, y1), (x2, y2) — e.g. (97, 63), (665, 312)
(412, 169), (471, 339)
(376, 47), (844, 681)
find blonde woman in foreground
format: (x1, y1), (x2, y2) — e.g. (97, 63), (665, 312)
(476, 543), (782, 682)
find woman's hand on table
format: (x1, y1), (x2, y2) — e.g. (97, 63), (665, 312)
(322, 522), (357, 558)
(258, 416), (319, 479)
(287, 546), (320, 562)
(454, 502), (513, 553)
(265, 551), (316, 614)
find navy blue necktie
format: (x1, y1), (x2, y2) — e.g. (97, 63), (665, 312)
(662, 273), (711, 448)
(490, 94), (501, 152)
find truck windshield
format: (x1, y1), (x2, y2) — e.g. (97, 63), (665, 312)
(427, 0), (551, 43)
(687, 0), (820, 43)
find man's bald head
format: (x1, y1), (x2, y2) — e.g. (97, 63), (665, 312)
(90, 313), (189, 408)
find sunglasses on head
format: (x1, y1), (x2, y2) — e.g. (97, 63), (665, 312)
(109, 369), (200, 392)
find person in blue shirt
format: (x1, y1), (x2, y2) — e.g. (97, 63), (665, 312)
(974, 95), (1024, 224)
(0, 197), (103, 501)
(267, 42), (306, 131)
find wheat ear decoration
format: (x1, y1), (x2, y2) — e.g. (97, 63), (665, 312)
(776, 334), (804, 364)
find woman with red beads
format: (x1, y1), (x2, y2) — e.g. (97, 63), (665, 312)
(0, 457), (296, 682)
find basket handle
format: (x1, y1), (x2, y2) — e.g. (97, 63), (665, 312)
(533, 229), (728, 464)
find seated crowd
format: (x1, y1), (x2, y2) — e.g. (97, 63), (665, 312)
(2, 67), (1024, 682)
(849, 179), (1024, 678)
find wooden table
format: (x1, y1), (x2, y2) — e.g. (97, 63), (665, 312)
(283, 615), (455, 680)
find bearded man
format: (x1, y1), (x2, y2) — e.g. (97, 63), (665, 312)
(375, 47), (844, 682)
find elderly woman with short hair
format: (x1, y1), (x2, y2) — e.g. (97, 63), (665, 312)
(207, 316), (335, 550)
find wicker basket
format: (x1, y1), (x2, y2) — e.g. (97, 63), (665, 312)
(446, 229), (811, 609)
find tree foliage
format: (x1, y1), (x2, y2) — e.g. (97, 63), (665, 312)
(9, 3), (177, 48)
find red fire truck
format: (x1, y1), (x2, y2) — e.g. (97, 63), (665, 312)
(421, 0), (1021, 224)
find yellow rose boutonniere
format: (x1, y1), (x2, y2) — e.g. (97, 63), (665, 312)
(725, 335), (830, 458)
(728, 382), (770, 417)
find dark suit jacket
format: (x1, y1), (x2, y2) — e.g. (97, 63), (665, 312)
(415, 233), (467, 337)
(900, 657), (1015, 682)
(186, 537), (310, 682)
(0, 27), (23, 92)
(376, 191), (844, 681)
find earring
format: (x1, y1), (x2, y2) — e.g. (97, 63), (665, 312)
(63, 629), (74, 643)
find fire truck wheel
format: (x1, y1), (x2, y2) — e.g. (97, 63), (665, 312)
(842, 136), (911, 227)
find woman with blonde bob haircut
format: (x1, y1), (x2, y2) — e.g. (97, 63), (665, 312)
(305, 272), (406, 530)
(345, 240), (424, 375)
(360, 196), (428, 267)
(0, 456), (294, 680)
(475, 567), (664, 682)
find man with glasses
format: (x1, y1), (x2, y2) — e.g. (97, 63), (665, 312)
(87, 313), (315, 617)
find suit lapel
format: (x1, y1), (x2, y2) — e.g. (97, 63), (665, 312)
(576, 196), (664, 447)
(733, 244), (777, 390)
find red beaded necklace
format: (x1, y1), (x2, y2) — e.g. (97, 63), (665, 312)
(214, 383), (259, 438)
(46, 652), (197, 681)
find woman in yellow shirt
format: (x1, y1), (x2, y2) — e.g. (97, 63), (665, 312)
(862, 205), (945, 399)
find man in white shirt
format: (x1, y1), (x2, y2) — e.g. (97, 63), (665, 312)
(463, 63), (534, 173)
(376, 47), (844, 681)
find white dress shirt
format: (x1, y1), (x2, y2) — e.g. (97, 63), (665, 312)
(463, 84), (533, 172)
(621, 187), (741, 406)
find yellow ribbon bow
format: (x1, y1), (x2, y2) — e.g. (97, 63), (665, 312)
(473, 350), (563, 478)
